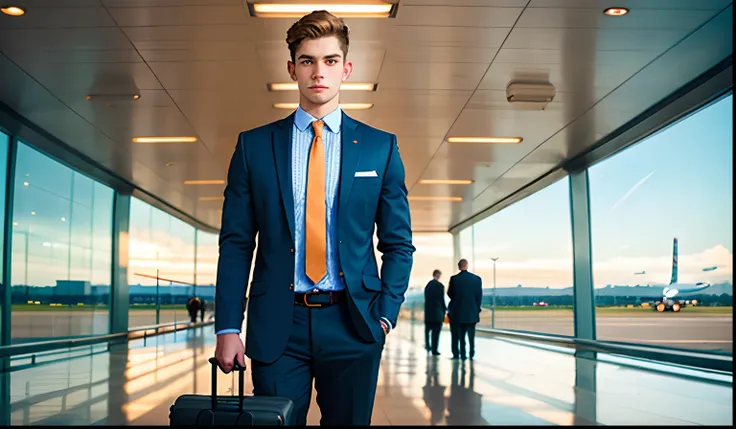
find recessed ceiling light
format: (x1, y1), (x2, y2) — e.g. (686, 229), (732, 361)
(132, 136), (198, 144)
(184, 180), (225, 185)
(419, 179), (474, 185)
(268, 82), (378, 92)
(273, 103), (373, 110)
(603, 7), (629, 16)
(408, 196), (463, 202)
(249, 2), (396, 18)
(447, 137), (522, 144)
(1, 6), (25, 16)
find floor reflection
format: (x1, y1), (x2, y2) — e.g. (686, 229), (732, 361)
(1, 321), (732, 426)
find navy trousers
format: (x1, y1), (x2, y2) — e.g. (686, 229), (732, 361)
(250, 301), (385, 425)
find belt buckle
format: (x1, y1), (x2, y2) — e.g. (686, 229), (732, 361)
(303, 289), (322, 307)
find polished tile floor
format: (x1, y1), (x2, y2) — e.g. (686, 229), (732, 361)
(2, 321), (732, 425)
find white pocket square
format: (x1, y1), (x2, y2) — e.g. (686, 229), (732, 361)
(355, 170), (377, 177)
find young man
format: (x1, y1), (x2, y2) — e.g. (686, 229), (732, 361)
(213, 10), (415, 426)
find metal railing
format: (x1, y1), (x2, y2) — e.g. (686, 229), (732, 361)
(0, 319), (214, 365)
(475, 326), (732, 374)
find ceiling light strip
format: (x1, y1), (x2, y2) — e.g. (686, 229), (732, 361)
(250, 2), (395, 18)
(273, 103), (373, 110)
(133, 137), (198, 144)
(419, 179), (474, 185)
(408, 196), (463, 202)
(447, 137), (522, 144)
(268, 82), (377, 92)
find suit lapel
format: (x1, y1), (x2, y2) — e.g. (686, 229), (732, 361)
(338, 112), (361, 221)
(273, 113), (295, 242)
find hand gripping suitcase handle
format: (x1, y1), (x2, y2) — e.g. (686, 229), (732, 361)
(208, 357), (246, 411)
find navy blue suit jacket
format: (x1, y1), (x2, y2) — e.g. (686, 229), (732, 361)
(215, 111), (415, 363)
(447, 271), (483, 324)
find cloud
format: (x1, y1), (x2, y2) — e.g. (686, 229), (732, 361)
(611, 170), (655, 211)
(593, 244), (733, 287)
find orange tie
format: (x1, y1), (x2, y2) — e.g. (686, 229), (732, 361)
(305, 120), (326, 284)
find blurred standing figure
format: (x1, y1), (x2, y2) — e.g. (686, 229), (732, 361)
(186, 296), (202, 323)
(423, 269), (446, 356)
(447, 259), (482, 360)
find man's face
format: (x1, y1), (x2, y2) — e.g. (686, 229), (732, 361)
(288, 36), (352, 108)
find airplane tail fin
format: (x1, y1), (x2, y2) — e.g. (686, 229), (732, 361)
(670, 237), (678, 284)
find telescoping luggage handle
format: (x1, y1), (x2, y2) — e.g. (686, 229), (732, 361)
(208, 357), (246, 411)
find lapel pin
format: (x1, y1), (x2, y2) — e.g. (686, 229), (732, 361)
(353, 140), (358, 144)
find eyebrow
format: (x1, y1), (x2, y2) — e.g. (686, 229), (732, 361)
(297, 53), (342, 60)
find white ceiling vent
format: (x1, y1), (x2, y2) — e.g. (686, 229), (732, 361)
(506, 81), (556, 110)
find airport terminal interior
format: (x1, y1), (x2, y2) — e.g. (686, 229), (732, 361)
(0, 0), (732, 425)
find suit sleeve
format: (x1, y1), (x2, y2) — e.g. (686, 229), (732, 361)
(214, 133), (258, 334)
(375, 134), (415, 329)
(476, 277), (483, 313)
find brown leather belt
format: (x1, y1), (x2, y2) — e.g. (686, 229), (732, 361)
(294, 289), (346, 307)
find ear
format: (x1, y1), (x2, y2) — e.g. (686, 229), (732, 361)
(342, 60), (353, 82)
(287, 60), (296, 81)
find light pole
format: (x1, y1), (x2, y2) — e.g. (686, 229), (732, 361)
(491, 257), (499, 329)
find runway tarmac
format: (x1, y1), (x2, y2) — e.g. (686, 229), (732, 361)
(8, 309), (733, 353)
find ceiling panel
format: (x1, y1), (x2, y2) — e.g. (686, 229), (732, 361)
(121, 24), (251, 43)
(0, 27), (133, 50)
(145, 60), (264, 90)
(517, 6), (719, 29)
(135, 41), (257, 62)
(393, 6), (524, 27)
(378, 62), (490, 90)
(390, 26), (512, 47)
(529, 0), (731, 9)
(0, 6), (115, 28)
(103, 0), (241, 5)
(477, 57), (655, 92)
(384, 45), (500, 64)
(0, 1), (730, 233)
(504, 27), (691, 51)
(106, 5), (249, 26)
(401, 0), (528, 5)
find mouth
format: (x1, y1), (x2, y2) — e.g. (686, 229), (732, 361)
(309, 85), (329, 91)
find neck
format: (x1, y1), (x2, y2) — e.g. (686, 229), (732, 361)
(300, 95), (340, 119)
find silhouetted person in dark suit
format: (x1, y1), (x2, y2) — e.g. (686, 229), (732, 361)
(447, 259), (482, 360)
(424, 269), (446, 355)
(186, 296), (201, 323)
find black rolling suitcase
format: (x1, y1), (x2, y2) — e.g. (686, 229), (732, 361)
(169, 357), (295, 426)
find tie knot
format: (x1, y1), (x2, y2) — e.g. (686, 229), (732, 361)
(312, 120), (324, 138)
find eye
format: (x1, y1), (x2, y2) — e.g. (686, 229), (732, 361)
(326, 59), (337, 65)
(301, 60), (312, 65)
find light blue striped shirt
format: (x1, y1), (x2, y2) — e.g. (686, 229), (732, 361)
(292, 106), (344, 293)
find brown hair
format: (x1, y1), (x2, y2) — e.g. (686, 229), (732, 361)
(286, 10), (350, 63)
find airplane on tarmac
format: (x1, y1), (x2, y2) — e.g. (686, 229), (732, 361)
(652, 237), (712, 312)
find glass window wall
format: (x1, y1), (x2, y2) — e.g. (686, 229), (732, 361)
(589, 94), (732, 353)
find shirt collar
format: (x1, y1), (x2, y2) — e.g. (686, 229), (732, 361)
(294, 105), (342, 134)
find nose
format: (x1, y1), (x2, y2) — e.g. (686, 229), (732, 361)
(312, 63), (325, 80)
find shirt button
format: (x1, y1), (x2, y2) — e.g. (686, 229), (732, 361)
(290, 248), (294, 253)
(289, 284), (294, 291)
